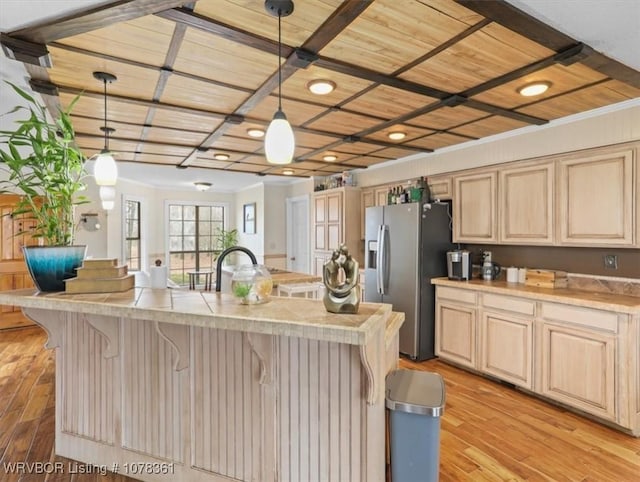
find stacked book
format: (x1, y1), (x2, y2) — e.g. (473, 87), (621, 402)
(65, 258), (135, 294)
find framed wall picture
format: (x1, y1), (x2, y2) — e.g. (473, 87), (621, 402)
(243, 202), (256, 234)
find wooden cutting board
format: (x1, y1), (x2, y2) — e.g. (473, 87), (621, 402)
(525, 269), (568, 289)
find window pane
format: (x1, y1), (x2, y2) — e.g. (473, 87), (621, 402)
(199, 236), (211, 251)
(199, 207), (211, 221)
(184, 236), (196, 251)
(169, 221), (182, 236)
(169, 205), (182, 220)
(199, 252), (214, 270)
(169, 236), (182, 251)
(184, 206), (196, 220)
(212, 207), (224, 222)
(184, 221), (196, 235)
(198, 221), (211, 236)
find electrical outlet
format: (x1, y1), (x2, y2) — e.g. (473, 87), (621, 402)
(603, 254), (618, 269)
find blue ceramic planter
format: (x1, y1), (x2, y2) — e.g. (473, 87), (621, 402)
(23, 246), (87, 292)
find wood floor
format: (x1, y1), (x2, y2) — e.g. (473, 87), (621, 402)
(1, 326), (639, 481)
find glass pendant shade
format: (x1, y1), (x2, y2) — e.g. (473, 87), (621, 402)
(99, 185), (116, 211)
(94, 150), (118, 186)
(265, 109), (295, 165)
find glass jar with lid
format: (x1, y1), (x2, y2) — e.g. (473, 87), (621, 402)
(230, 264), (273, 304)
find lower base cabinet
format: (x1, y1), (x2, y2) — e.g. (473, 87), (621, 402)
(479, 311), (533, 389)
(435, 301), (476, 369)
(434, 284), (639, 435)
(540, 322), (616, 421)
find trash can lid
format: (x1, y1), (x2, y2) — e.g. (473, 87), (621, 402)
(385, 369), (445, 416)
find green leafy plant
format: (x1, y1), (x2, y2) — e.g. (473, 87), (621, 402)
(214, 227), (238, 257)
(0, 81), (87, 246)
(232, 282), (252, 299)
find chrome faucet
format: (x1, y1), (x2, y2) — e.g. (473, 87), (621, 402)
(215, 246), (258, 292)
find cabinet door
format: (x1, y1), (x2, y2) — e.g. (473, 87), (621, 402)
(540, 322), (616, 421)
(428, 176), (452, 200)
(453, 171), (497, 243)
(313, 252), (330, 276)
(361, 190), (374, 236)
(435, 301), (476, 369)
(480, 311), (533, 389)
(374, 187), (389, 206)
(326, 192), (342, 224)
(500, 162), (554, 244)
(314, 195), (326, 224)
(558, 147), (634, 246)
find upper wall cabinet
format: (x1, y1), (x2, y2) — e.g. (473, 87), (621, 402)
(453, 171), (498, 243)
(428, 175), (452, 200)
(557, 146), (635, 246)
(499, 161), (554, 245)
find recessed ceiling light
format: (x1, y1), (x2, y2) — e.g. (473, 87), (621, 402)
(247, 128), (265, 138)
(307, 79), (336, 95)
(282, 168), (294, 175)
(388, 131), (406, 140)
(323, 154), (337, 162)
(214, 153), (230, 161)
(517, 81), (551, 97)
(194, 182), (212, 191)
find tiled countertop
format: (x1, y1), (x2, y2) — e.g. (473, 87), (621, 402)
(432, 278), (640, 314)
(0, 288), (390, 345)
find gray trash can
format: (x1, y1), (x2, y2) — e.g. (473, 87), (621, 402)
(385, 369), (446, 482)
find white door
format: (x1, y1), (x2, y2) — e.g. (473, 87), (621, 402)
(287, 195), (309, 273)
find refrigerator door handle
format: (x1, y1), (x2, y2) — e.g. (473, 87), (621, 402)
(378, 224), (388, 295)
(376, 225), (383, 294)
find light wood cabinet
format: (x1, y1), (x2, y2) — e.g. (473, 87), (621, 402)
(453, 170), (498, 243)
(479, 293), (535, 389)
(539, 321), (616, 421)
(312, 187), (361, 276)
(557, 146), (635, 246)
(361, 189), (375, 237)
(499, 161), (554, 244)
(434, 282), (640, 434)
(374, 187), (389, 206)
(428, 175), (452, 200)
(435, 287), (478, 369)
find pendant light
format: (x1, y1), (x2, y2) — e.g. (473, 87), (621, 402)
(93, 71), (118, 186)
(264, 0), (295, 165)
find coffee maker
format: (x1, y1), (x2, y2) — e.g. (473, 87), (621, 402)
(446, 250), (471, 280)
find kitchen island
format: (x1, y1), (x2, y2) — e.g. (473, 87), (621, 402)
(0, 288), (403, 481)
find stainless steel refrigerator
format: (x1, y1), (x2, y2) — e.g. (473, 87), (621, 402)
(364, 202), (452, 360)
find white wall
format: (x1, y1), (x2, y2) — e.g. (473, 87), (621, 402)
(356, 101), (640, 187)
(235, 183), (264, 263)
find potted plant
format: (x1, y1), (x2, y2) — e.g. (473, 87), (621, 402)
(214, 227), (238, 265)
(0, 82), (88, 291)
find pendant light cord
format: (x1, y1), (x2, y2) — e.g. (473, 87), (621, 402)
(102, 79), (109, 151)
(278, 12), (282, 111)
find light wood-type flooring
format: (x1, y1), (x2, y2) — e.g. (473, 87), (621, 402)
(1, 326), (639, 481)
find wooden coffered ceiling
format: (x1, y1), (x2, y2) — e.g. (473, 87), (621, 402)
(2, 0), (640, 178)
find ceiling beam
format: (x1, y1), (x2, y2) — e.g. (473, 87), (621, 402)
(7, 0), (194, 44)
(456, 0), (640, 88)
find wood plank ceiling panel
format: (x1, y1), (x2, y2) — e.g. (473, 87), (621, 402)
(48, 47), (160, 100)
(188, 159), (234, 170)
(160, 75), (250, 112)
(306, 111), (383, 135)
(71, 117), (143, 140)
(516, 80), (640, 120)
(319, 0), (481, 74)
(471, 63), (608, 109)
(406, 132), (472, 150)
(209, 136), (264, 152)
(293, 131), (341, 149)
(130, 153), (183, 165)
(410, 105), (488, 130)
(144, 127), (209, 145)
(225, 162), (271, 174)
(76, 136), (140, 153)
(341, 85), (437, 119)
(450, 116), (530, 138)
(400, 23), (555, 93)
(193, 0), (342, 46)
(281, 65), (373, 106)
(152, 109), (223, 132)
(365, 147), (425, 160)
(54, 15), (176, 66)
(323, 141), (382, 156)
(363, 126), (435, 144)
(173, 27), (277, 90)
(245, 95), (328, 126)
(60, 93), (149, 125)
(333, 156), (391, 168)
